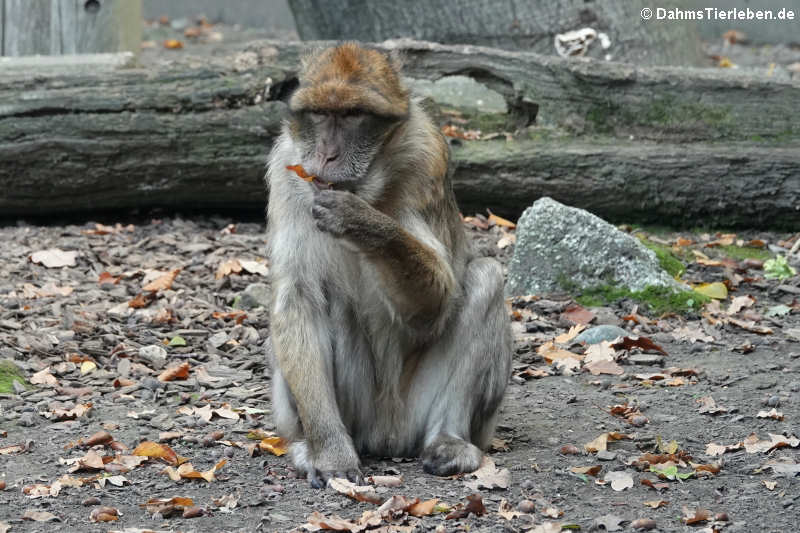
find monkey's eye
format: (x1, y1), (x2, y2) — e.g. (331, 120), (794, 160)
(308, 112), (327, 124)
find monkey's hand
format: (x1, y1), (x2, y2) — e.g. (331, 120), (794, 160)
(311, 189), (371, 238)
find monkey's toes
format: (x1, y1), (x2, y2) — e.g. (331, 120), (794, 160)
(422, 435), (482, 477)
(308, 467), (363, 488)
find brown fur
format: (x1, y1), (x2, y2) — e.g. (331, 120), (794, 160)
(290, 43), (410, 118)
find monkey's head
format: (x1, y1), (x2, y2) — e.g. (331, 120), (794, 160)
(288, 43), (409, 189)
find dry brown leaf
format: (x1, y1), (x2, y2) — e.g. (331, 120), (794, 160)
(328, 477), (383, 504)
(132, 441), (183, 465)
(605, 470), (634, 491)
(756, 408), (784, 421)
(584, 359), (624, 376)
(215, 259), (242, 279)
(408, 498), (439, 517)
(89, 506), (119, 522)
(464, 455), (510, 490)
(367, 475), (403, 487)
(143, 268), (181, 292)
(21, 283), (74, 298)
(641, 478), (669, 491)
(446, 493), (486, 519)
(585, 432), (631, 453)
(682, 506), (711, 525)
(555, 324), (585, 344)
(128, 291), (157, 309)
(30, 367), (58, 386)
(163, 459), (226, 483)
(538, 341), (581, 364)
(157, 362), (190, 382)
(644, 499), (669, 508)
(612, 336), (667, 355)
(258, 436), (288, 456)
(561, 304), (595, 325)
(42, 403), (92, 421)
(570, 465), (602, 477)
(697, 396), (728, 415)
(584, 341), (616, 363)
(98, 271), (121, 285)
(486, 210), (516, 229)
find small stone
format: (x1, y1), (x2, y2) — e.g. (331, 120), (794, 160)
(596, 450), (617, 461)
(628, 353), (664, 366)
(138, 345), (167, 369)
(236, 283), (271, 310)
(17, 411), (36, 427)
(208, 332), (229, 349)
(520, 479), (536, 490)
(517, 499), (536, 513)
(789, 381), (800, 392)
(142, 377), (164, 391)
(575, 325), (629, 345)
(82, 497), (101, 506)
(766, 395), (780, 407)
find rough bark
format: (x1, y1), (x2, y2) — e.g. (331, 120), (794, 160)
(0, 40), (798, 227)
(288, 0), (706, 66)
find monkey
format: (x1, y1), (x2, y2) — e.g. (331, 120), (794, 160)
(265, 42), (512, 488)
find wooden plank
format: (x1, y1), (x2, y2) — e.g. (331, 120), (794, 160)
(2, 0), (62, 56)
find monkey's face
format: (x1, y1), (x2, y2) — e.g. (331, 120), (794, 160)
(293, 110), (396, 190)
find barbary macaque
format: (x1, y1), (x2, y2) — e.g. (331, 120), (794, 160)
(266, 42), (512, 487)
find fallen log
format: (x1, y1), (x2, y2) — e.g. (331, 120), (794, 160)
(0, 40), (798, 227)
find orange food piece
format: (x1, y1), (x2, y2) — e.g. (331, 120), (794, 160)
(286, 165), (315, 183)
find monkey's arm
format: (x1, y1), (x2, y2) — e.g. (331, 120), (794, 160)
(312, 190), (455, 324)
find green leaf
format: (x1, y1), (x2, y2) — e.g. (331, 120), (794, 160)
(764, 255), (797, 280)
(168, 335), (187, 347)
(766, 304), (792, 317)
(692, 282), (728, 300)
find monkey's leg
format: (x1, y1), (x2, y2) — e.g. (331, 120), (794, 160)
(270, 293), (363, 487)
(412, 257), (512, 476)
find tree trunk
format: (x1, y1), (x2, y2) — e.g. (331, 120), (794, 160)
(0, 40), (797, 228)
(288, 0), (705, 66)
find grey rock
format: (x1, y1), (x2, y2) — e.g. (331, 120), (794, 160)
(208, 332), (229, 349)
(505, 197), (683, 297)
(628, 353), (665, 366)
(138, 345), (167, 369)
(236, 283), (272, 310)
(18, 411), (37, 427)
(575, 325), (629, 345)
(596, 450), (617, 461)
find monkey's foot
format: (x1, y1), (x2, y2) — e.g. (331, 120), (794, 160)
(421, 435), (482, 476)
(292, 440), (363, 488)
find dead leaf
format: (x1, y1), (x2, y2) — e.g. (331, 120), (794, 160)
(555, 324), (585, 344)
(757, 408), (784, 421)
(128, 291), (157, 309)
(22, 510), (60, 522)
(30, 367), (58, 386)
(41, 403), (92, 421)
(464, 456), (510, 490)
(239, 260), (269, 276)
(446, 493), (486, 519)
(163, 459), (226, 483)
(631, 518), (657, 530)
(728, 295), (755, 315)
(328, 477), (383, 504)
(743, 433), (799, 453)
(644, 500), (669, 508)
(367, 475), (403, 487)
(697, 396), (728, 415)
(487, 210), (516, 229)
(29, 249), (78, 268)
(570, 465), (602, 477)
(98, 271), (121, 285)
(584, 432), (631, 453)
(612, 336), (667, 356)
(408, 498), (439, 517)
(21, 283), (74, 298)
(705, 442), (741, 456)
(561, 304), (595, 325)
(641, 478), (669, 491)
(89, 506), (119, 522)
(763, 480), (777, 490)
(726, 317), (773, 335)
(157, 362), (190, 382)
(604, 471), (634, 491)
(216, 259), (242, 279)
(584, 341), (616, 363)
(497, 498), (523, 520)
(143, 268), (181, 292)
(538, 341), (581, 364)
(682, 506), (711, 525)
(132, 441), (183, 465)
(671, 326), (714, 343)
(584, 359), (624, 376)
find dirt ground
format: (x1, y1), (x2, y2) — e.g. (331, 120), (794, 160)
(0, 215), (798, 533)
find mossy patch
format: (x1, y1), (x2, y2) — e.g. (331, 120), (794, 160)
(0, 360), (29, 393)
(575, 284), (709, 315)
(719, 245), (773, 261)
(639, 239), (686, 278)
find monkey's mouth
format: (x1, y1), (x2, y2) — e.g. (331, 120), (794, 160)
(310, 177), (333, 190)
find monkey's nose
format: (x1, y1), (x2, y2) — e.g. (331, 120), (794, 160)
(325, 153), (339, 163)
